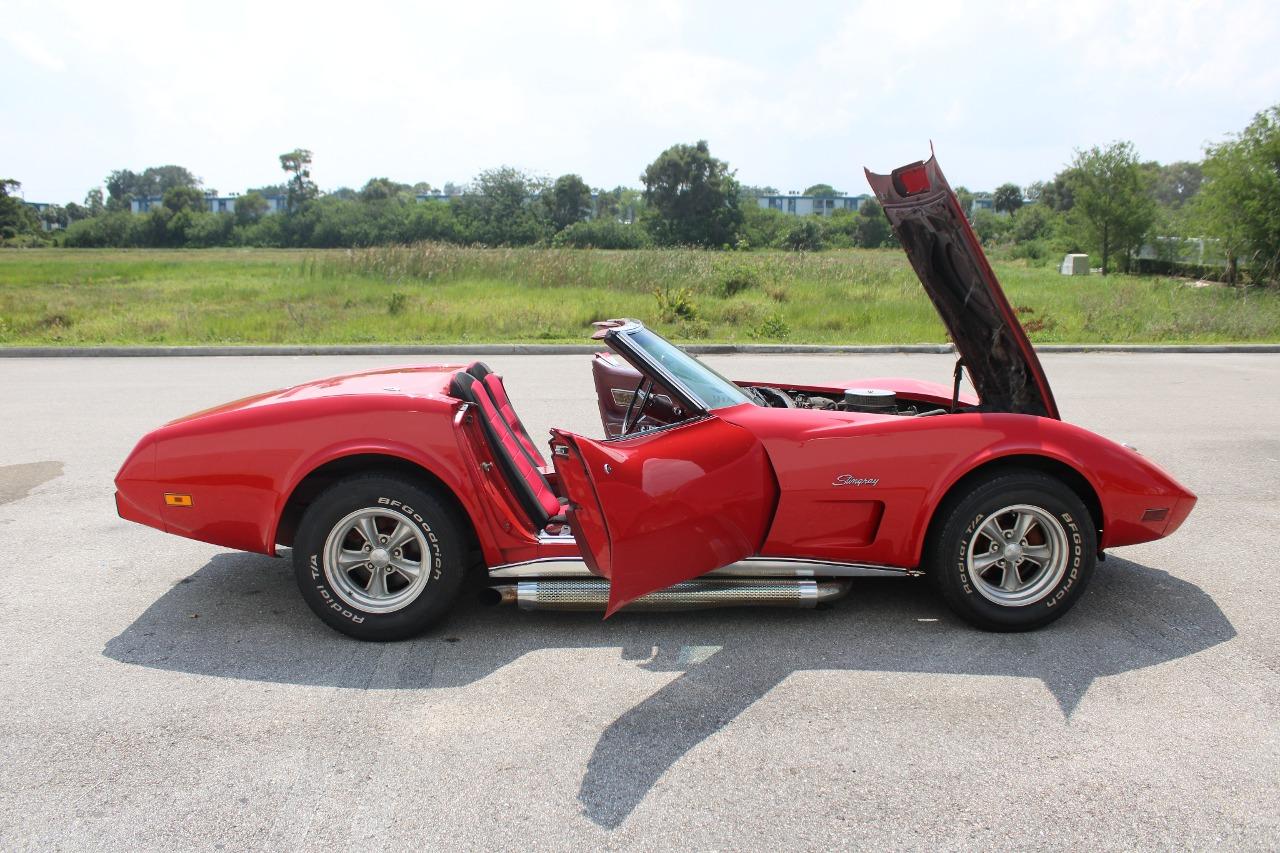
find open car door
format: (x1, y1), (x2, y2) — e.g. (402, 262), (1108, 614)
(549, 416), (778, 616)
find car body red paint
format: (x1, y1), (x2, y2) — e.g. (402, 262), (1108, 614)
(114, 152), (1196, 623)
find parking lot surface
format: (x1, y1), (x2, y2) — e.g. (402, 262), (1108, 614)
(0, 352), (1276, 850)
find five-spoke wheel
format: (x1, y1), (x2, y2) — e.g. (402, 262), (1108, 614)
(293, 474), (465, 641)
(964, 504), (1068, 607)
(324, 507), (433, 614)
(926, 470), (1096, 631)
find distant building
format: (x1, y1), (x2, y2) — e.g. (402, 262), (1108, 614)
(970, 196), (995, 214)
(756, 193), (869, 216)
(130, 194), (288, 215)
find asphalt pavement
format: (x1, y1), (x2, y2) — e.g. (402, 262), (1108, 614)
(0, 352), (1276, 850)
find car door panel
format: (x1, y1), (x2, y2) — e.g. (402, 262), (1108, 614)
(550, 416), (778, 615)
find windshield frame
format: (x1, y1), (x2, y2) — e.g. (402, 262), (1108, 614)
(602, 320), (754, 414)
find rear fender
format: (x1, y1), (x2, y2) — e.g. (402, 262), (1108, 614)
(270, 438), (493, 560)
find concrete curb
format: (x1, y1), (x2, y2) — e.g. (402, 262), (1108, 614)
(2, 343), (1279, 357)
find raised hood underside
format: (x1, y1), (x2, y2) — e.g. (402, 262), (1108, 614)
(866, 154), (1059, 419)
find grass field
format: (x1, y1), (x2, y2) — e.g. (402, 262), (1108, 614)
(1, 246), (1278, 346)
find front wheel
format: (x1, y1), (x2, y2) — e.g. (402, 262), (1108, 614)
(925, 471), (1097, 631)
(292, 474), (466, 641)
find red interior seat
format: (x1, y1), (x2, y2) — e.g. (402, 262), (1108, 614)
(450, 371), (562, 528)
(466, 363), (547, 467)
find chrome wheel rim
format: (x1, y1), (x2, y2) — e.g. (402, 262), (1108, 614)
(965, 504), (1068, 607)
(323, 508), (432, 614)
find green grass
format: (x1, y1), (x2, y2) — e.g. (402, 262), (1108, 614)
(0, 246), (1278, 346)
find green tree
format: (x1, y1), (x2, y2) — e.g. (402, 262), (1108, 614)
(993, 183), (1023, 215)
(543, 174), (592, 232)
(784, 217), (824, 250)
(971, 209), (1012, 244)
(279, 148), (318, 210)
(0, 179), (40, 238)
(1010, 203), (1056, 243)
(1029, 169), (1079, 212)
(1068, 142), (1155, 274)
(84, 188), (105, 216)
(144, 165), (199, 194)
(455, 166), (550, 245)
(234, 191), (269, 225)
(803, 183), (838, 198)
(593, 186), (623, 220)
(954, 185), (975, 216)
(360, 177), (409, 202)
(105, 165), (199, 211)
(854, 198), (892, 248)
(163, 186), (206, 214)
(641, 140), (742, 247)
(64, 202), (91, 223)
(1195, 104), (1280, 285)
(1144, 160), (1204, 209)
(105, 169), (144, 210)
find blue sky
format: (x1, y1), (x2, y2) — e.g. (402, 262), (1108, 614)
(3, 0), (1277, 204)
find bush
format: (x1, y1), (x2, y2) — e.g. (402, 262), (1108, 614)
(552, 219), (651, 249)
(715, 265), (760, 296)
(740, 205), (791, 249)
(783, 218), (825, 251)
(750, 312), (791, 340)
(971, 209), (1012, 245)
(654, 284), (699, 321)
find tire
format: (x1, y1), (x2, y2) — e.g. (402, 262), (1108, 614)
(292, 474), (466, 641)
(924, 470), (1097, 631)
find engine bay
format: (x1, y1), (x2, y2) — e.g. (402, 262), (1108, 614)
(749, 385), (949, 417)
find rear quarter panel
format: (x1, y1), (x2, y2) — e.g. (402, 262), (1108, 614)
(150, 394), (486, 556)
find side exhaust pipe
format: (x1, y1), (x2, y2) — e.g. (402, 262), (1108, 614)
(482, 578), (850, 611)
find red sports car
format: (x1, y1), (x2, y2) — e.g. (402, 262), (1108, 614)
(115, 155), (1195, 640)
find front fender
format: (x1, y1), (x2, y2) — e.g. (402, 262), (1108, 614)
(909, 414), (1195, 564)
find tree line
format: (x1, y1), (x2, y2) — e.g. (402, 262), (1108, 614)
(3, 103), (1278, 285)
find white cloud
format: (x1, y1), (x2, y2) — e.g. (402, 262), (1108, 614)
(2, 28), (66, 72)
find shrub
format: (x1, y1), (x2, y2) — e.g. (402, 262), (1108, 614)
(716, 265), (760, 297)
(783, 218), (825, 251)
(740, 205), (791, 249)
(654, 284), (699, 321)
(750, 312), (791, 340)
(552, 219), (651, 249)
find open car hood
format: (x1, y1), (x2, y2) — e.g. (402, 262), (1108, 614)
(866, 154), (1059, 419)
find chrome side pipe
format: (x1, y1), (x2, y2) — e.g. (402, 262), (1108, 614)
(481, 578), (851, 611)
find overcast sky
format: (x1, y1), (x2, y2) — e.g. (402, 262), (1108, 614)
(3, 0), (1277, 203)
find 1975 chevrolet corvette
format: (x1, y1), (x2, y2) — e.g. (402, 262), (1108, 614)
(115, 154), (1195, 640)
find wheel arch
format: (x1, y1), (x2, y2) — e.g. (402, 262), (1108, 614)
(918, 453), (1104, 565)
(273, 452), (480, 559)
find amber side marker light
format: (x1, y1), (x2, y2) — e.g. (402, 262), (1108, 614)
(1141, 508), (1169, 522)
(164, 493), (194, 507)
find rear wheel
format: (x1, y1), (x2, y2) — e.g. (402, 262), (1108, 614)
(292, 474), (465, 641)
(925, 471), (1097, 631)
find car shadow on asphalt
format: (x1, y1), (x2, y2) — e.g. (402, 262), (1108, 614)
(104, 554), (1234, 830)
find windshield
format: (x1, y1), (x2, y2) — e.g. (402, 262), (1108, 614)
(621, 327), (754, 411)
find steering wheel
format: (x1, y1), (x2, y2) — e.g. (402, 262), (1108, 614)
(620, 377), (653, 437)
